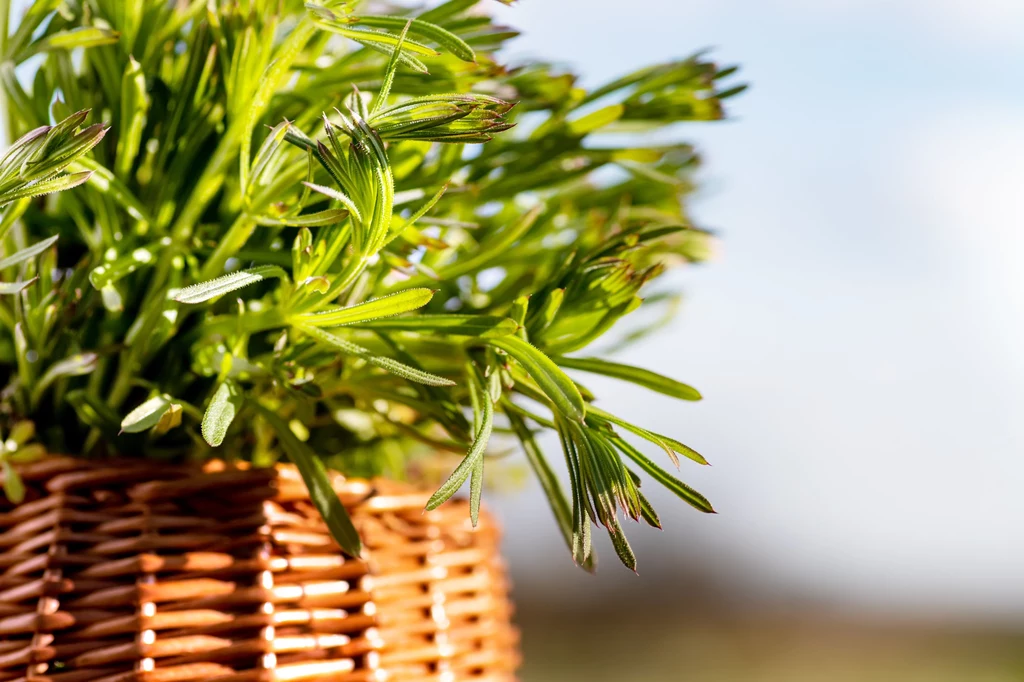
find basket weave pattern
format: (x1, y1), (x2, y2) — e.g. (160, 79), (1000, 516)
(0, 458), (518, 682)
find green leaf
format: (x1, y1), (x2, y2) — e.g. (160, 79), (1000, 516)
(469, 454), (484, 526)
(555, 355), (701, 401)
(349, 314), (518, 337)
(32, 27), (120, 54)
(610, 434), (714, 513)
(506, 406), (595, 571)
(588, 405), (707, 466)
(311, 15), (440, 58)
(115, 56), (149, 180)
(0, 235), (58, 270)
(606, 515), (637, 572)
(293, 288), (434, 327)
(300, 324), (455, 386)
(202, 380), (243, 447)
(173, 265), (288, 304)
(371, 18), (410, 115)
(89, 245), (159, 289)
(2, 460), (25, 503)
(258, 405), (362, 557)
(426, 366), (494, 511)
(120, 395), (172, 434)
(0, 277), (37, 294)
(33, 353), (97, 403)
(353, 15), (476, 62)
(489, 335), (586, 421)
(0, 171), (92, 207)
(567, 104), (625, 135)
(252, 209), (350, 227)
(301, 182), (363, 222)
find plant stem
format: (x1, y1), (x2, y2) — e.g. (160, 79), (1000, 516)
(0, 0), (9, 61)
(201, 213), (256, 280)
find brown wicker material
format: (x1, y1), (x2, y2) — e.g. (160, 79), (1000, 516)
(0, 457), (518, 682)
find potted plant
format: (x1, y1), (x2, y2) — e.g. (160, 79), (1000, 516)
(0, 0), (742, 679)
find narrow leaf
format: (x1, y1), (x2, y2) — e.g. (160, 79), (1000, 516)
(253, 209), (350, 227)
(349, 314), (518, 337)
(33, 27), (120, 53)
(610, 434), (714, 513)
(0, 171), (92, 206)
(490, 335), (586, 421)
(294, 288), (434, 327)
(589, 405), (707, 466)
(469, 455), (484, 526)
(0, 235), (58, 270)
(556, 355), (701, 401)
(426, 369), (494, 510)
(173, 265), (288, 304)
(258, 406), (362, 557)
(301, 325), (454, 386)
(506, 407), (595, 571)
(354, 15), (475, 62)
(0, 277), (37, 294)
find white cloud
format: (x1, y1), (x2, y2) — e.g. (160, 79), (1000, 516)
(899, 105), (1024, 368)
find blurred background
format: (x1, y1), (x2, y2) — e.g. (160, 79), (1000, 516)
(488, 1), (1024, 679)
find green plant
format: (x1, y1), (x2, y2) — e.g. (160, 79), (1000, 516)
(0, 0), (742, 570)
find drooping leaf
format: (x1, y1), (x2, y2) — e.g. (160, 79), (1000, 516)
(426, 365), (494, 510)
(490, 335), (586, 421)
(506, 406), (595, 571)
(258, 405), (362, 557)
(555, 355), (702, 401)
(588, 405), (707, 466)
(609, 433), (714, 513)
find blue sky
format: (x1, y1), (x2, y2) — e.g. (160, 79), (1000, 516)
(490, 0), (1024, 620)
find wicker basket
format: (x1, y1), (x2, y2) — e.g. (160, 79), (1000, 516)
(0, 457), (519, 682)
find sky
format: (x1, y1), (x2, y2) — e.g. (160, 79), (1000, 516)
(488, 0), (1024, 622)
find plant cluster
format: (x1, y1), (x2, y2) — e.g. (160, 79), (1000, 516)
(0, 0), (742, 569)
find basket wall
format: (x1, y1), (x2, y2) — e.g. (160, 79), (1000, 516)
(0, 457), (518, 682)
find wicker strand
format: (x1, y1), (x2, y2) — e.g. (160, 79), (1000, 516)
(0, 458), (519, 682)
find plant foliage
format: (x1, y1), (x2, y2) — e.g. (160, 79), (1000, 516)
(0, 0), (743, 568)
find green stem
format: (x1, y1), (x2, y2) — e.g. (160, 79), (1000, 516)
(201, 213), (256, 280)
(0, 0), (9, 60)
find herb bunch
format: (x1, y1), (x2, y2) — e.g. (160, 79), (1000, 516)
(0, 0), (743, 569)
